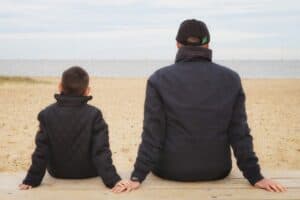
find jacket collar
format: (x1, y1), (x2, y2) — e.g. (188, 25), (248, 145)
(175, 46), (212, 63)
(54, 93), (92, 106)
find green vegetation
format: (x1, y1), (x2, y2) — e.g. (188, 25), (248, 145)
(0, 76), (50, 84)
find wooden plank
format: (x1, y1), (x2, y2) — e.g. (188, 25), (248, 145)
(229, 169), (300, 179)
(0, 171), (299, 200)
(0, 188), (300, 200)
(1, 172), (300, 190)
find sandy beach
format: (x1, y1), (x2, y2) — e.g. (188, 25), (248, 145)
(0, 77), (299, 174)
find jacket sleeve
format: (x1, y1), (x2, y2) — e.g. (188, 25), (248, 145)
(23, 111), (49, 187)
(228, 77), (264, 185)
(131, 78), (166, 182)
(91, 110), (121, 188)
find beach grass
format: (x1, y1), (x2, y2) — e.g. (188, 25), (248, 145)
(0, 76), (50, 84)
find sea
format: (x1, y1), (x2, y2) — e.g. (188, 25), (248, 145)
(0, 59), (299, 78)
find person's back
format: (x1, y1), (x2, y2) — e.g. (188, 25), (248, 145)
(20, 66), (123, 190)
(150, 46), (240, 180)
(42, 94), (102, 178)
(129, 20), (285, 193)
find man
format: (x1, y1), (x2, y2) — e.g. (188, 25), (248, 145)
(127, 19), (286, 192)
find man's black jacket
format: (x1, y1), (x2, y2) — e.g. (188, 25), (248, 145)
(132, 46), (263, 185)
(23, 94), (121, 188)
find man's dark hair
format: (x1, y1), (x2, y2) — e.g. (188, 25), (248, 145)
(61, 66), (89, 96)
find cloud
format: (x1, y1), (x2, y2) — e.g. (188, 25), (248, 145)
(0, 27), (274, 44)
(0, 28), (174, 39)
(0, 1), (40, 15)
(214, 47), (300, 60)
(0, 0), (299, 59)
(211, 30), (278, 44)
(150, 0), (299, 12)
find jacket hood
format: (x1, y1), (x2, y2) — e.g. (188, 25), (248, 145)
(175, 46), (212, 63)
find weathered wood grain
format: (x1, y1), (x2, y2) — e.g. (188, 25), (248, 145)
(0, 171), (299, 200)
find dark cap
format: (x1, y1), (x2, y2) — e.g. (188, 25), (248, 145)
(176, 19), (210, 46)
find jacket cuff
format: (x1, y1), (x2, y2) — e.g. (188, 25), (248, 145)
(131, 169), (148, 183)
(243, 166), (264, 185)
(104, 174), (121, 189)
(22, 174), (42, 187)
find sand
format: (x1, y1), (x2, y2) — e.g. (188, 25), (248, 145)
(0, 77), (299, 174)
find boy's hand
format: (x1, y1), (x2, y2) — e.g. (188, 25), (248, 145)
(125, 180), (141, 192)
(111, 180), (128, 193)
(18, 184), (32, 190)
(254, 178), (287, 192)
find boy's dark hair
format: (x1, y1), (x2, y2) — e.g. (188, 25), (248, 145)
(61, 66), (89, 96)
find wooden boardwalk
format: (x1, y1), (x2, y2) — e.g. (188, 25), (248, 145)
(0, 170), (299, 200)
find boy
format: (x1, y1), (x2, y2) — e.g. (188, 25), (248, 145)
(19, 66), (126, 193)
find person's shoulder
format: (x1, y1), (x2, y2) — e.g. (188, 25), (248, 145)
(39, 102), (56, 115)
(211, 61), (241, 82)
(36, 103), (56, 121)
(86, 104), (104, 119)
(148, 64), (174, 83)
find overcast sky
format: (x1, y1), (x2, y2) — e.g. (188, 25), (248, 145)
(0, 0), (299, 60)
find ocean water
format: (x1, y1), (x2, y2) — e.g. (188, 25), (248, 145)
(0, 59), (299, 78)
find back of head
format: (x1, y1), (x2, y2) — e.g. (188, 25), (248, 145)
(61, 66), (89, 96)
(176, 19), (210, 46)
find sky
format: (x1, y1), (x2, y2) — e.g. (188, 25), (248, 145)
(0, 0), (299, 60)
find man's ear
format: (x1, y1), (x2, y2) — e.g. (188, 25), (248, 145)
(176, 42), (183, 49)
(58, 82), (63, 93)
(84, 87), (91, 96)
(202, 43), (209, 48)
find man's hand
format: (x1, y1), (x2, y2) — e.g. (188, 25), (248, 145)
(18, 184), (32, 190)
(111, 180), (129, 193)
(125, 180), (141, 192)
(254, 178), (287, 192)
